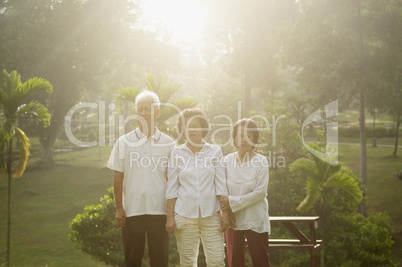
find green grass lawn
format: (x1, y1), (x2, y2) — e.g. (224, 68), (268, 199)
(339, 145), (402, 266)
(0, 146), (113, 266)
(1, 142), (402, 266)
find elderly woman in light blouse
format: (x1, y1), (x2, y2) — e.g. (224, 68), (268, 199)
(165, 108), (230, 267)
(220, 118), (271, 267)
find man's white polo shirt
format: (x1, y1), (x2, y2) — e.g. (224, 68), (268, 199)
(107, 127), (175, 217)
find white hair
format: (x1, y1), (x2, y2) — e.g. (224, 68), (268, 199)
(135, 90), (160, 109)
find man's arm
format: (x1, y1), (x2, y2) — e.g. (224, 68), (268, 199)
(113, 171), (126, 228)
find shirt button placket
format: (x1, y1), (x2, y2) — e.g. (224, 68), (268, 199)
(196, 152), (202, 218)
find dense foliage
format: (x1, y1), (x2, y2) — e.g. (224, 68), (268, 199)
(70, 189), (125, 266)
(324, 212), (395, 267)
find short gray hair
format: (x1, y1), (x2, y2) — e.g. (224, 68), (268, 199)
(135, 90), (160, 109)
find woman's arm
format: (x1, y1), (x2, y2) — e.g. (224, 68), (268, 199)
(166, 198), (177, 233)
(218, 196), (231, 231)
(214, 149), (228, 196)
(218, 158), (235, 230)
(228, 160), (269, 213)
(166, 150), (179, 233)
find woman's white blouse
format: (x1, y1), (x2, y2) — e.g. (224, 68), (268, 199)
(225, 152), (270, 233)
(166, 142), (227, 218)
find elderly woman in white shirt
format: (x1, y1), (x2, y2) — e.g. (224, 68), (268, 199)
(220, 118), (271, 267)
(166, 108), (230, 267)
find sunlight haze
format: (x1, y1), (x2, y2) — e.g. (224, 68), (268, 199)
(138, 0), (206, 46)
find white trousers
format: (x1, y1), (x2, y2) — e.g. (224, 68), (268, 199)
(175, 213), (225, 267)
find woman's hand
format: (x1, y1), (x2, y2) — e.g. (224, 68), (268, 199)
(165, 216), (176, 234)
(229, 211), (236, 228)
(220, 195), (230, 210)
(220, 210), (231, 232)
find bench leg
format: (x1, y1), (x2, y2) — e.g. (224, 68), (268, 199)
(310, 250), (319, 267)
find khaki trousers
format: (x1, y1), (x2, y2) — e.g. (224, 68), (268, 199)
(175, 213), (225, 267)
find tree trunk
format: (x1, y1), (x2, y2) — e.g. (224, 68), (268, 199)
(244, 72), (251, 112)
(372, 110), (377, 147)
(40, 140), (55, 166)
(6, 140), (13, 267)
(37, 109), (64, 167)
(392, 114), (401, 158)
(357, 0), (367, 217)
(39, 129), (59, 167)
(358, 83), (367, 217)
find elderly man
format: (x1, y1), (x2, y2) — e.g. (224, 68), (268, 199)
(107, 91), (175, 267)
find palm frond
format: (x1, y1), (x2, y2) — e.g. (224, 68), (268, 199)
(324, 171), (363, 205)
(2, 70), (21, 97)
(1, 70), (22, 115)
(114, 87), (140, 114)
(13, 127), (31, 178)
(146, 73), (181, 101)
(2, 118), (16, 141)
(158, 98), (199, 123)
(17, 101), (52, 128)
(146, 73), (159, 94)
(1, 70), (53, 117)
(158, 83), (182, 103)
(114, 87), (141, 103)
(19, 76), (53, 99)
(289, 158), (318, 179)
(312, 155), (340, 181)
(297, 177), (322, 212)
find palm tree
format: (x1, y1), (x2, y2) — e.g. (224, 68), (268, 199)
(0, 70), (53, 267)
(290, 149), (362, 215)
(290, 147), (363, 267)
(114, 73), (198, 135)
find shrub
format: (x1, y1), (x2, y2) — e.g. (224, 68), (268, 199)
(338, 125), (361, 138)
(374, 126), (389, 138)
(70, 188), (125, 266)
(338, 125), (397, 138)
(69, 188), (193, 266)
(324, 212), (396, 267)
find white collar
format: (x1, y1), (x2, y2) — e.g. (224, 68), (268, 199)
(134, 127), (161, 142)
(178, 140), (211, 152)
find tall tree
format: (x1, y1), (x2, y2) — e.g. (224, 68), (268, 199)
(0, 70), (52, 267)
(203, 0), (297, 110)
(0, 0), (179, 166)
(282, 0), (386, 215)
(366, 0), (402, 157)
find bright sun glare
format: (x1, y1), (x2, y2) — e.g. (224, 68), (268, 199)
(139, 0), (205, 45)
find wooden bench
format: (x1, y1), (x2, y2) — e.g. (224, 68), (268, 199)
(269, 216), (322, 267)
